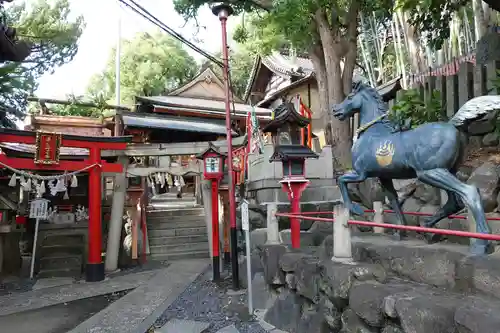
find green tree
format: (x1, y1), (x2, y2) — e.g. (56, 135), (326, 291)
(202, 45), (256, 100)
(46, 94), (110, 119)
(175, 0), (393, 169)
(0, 0), (84, 127)
(87, 31), (199, 106)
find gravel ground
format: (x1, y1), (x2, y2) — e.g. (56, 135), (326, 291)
(0, 276), (35, 296)
(153, 267), (268, 333)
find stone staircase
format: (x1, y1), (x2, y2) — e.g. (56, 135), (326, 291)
(37, 232), (85, 278)
(147, 192), (209, 261)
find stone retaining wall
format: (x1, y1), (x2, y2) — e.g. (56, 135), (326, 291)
(241, 234), (500, 333)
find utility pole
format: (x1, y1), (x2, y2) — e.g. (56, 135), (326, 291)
(105, 1), (125, 273)
(212, 2), (239, 290)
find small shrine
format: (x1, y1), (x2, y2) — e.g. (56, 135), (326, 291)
(263, 101), (318, 249)
(262, 101), (318, 178)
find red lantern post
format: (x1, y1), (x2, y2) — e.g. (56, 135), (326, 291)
(196, 143), (226, 282)
(262, 102), (318, 249)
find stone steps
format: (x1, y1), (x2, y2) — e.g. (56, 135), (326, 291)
(147, 214), (206, 223)
(148, 219), (206, 230)
(39, 254), (82, 270)
(147, 207), (204, 216)
(37, 234), (84, 279)
(150, 241), (208, 254)
(150, 195), (196, 204)
(150, 250), (210, 262)
(148, 234), (208, 246)
(37, 267), (82, 279)
(147, 204), (209, 262)
(148, 226), (207, 238)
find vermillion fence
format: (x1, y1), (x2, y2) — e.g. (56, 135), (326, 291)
(274, 203), (500, 254)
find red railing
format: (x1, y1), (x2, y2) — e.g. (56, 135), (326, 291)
(275, 209), (500, 248)
(291, 209), (500, 221)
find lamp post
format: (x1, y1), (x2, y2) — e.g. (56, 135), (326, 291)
(196, 143), (226, 282)
(212, 2), (239, 290)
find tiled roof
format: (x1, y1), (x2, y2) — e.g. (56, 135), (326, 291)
(261, 52), (314, 76)
(136, 96), (272, 119)
(121, 111), (238, 136)
(244, 52), (315, 102)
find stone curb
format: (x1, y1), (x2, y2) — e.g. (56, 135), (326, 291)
(67, 259), (209, 333)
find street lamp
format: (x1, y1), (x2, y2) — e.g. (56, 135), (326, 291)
(211, 2), (239, 290)
(196, 142), (226, 282)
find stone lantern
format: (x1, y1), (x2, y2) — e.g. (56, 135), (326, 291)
(262, 101), (318, 248)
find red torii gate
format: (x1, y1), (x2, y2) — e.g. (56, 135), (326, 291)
(0, 128), (131, 282)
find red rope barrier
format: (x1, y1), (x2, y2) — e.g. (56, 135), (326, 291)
(292, 209), (500, 221)
(274, 212), (500, 241)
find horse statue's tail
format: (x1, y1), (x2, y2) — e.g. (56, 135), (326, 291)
(448, 95), (500, 131)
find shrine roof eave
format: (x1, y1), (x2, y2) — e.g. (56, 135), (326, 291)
(0, 144), (86, 160)
(377, 76), (402, 102)
(269, 145), (319, 161)
(121, 111), (238, 136)
(0, 128), (133, 144)
(195, 142), (227, 160)
(256, 74), (315, 108)
(0, 143), (120, 160)
(136, 96), (272, 119)
(262, 103), (311, 132)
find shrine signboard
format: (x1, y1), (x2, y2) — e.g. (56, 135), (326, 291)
(29, 198), (50, 220)
(35, 131), (62, 165)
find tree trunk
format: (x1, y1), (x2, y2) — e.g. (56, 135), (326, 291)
(400, 11), (424, 73)
(315, 8), (352, 170)
(308, 44), (330, 148)
(473, 0), (487, 41)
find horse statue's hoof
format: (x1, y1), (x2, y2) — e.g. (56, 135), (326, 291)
(350, 202), (365, 216)
(470, 240), (495, 256)
(423, 233), (444, 244)
(391, 231), (406, 241)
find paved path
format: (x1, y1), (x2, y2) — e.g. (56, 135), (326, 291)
(68, 259), (209, 333)
(0, 270), (157, 317)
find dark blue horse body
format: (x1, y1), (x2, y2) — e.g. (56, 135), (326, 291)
(332, 81), (500, 255)
(351, 122), (462, 179)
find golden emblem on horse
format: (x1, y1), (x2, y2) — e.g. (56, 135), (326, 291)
(375, 141), (395, 167)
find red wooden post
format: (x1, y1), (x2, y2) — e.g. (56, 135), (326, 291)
(211, 179), (220, 280)
(196, 142), (225, 282)
(281, 180), (309, 249)
(87, 147), (103, 282)
(290, 193), (301, 248)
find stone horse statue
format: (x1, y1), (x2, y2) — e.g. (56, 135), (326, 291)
(331, 81), (500, 255)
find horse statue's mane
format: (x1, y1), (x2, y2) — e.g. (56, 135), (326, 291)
(352, 81), (399, 132)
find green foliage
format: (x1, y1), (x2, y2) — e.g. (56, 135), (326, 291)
(390, 88), (444, 127)
(44, 94), (109, 118)
(232, 13), (289, 56)
(0, 0), (84, 126)
(173, 0), (263, 20)
(87, 31), (199, 106)
(199, 46), (255, 100)
(491, 69), (500, 94)
(396, 0), (469, 49)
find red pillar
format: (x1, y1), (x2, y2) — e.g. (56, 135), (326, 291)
(86, 147), (104, 282)
(281, 181), (309, 249)
(290, 194), (301, 248)
(211, 179), (220, 281)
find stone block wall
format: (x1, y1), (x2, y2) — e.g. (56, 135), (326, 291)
(242, 234), (500, 333)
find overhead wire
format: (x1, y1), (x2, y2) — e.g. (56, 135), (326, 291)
(119, 0), (243, 126)
(118, 0), (223, 68)
(119, 0), (240, 120)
